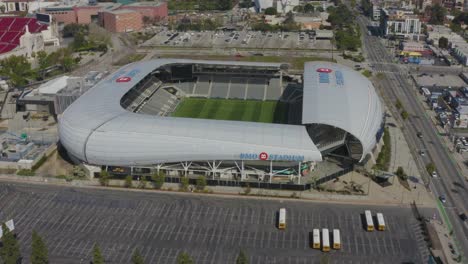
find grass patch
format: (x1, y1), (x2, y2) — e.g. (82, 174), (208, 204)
(374, 128), (391, 171)
(173, 98), (288, 123)
(113, 53), (146, 66)
(16, 169), (35, 176)
(361, 69), (372, 78)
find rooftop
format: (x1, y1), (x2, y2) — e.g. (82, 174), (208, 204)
(126, 1), (165, 7)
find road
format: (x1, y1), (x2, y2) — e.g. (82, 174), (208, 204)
(357, 15), (468, 259)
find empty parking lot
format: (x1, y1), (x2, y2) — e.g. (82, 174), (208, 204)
(0, 183), (429, 263)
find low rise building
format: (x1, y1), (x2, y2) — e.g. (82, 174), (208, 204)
(100, 9), (142, 33)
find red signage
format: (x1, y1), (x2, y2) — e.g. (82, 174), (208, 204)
(259, 152), (269, 161)
(317, 68), (333, 73)
(116, 76), (131, 83)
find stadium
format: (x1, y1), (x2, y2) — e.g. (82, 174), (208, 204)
(58, 59), (384, 185)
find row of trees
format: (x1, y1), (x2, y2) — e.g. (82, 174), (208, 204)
(99, 170), (209, 192)
(0, 49), (77, 87)
(293, 3), (321, 14)
(168, 0), (232, 11)
(327, 5), (362, 51)
(176, 18), (222, 31)
(252, 12), (301, 32)
(1, 224), (47, 264)
(1, 224), (249, 264)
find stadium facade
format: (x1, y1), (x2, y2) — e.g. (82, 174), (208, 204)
(59, 59), (384, 183)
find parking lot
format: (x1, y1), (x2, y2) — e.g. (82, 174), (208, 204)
(0, 183), (429, 263)
(143, 29), (333, 50)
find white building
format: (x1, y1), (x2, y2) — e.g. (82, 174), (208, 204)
(380, 9), (422, 40)
(254, 0), (299, 14)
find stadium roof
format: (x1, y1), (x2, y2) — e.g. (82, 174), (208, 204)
(302, 62), (384, 160)
(59, 59), (322, 166)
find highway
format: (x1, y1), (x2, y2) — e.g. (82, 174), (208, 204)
(357, 15), (468, 259)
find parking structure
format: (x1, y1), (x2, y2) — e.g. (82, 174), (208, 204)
(0, 183), (430, 264)
(143, 29), (332, 50)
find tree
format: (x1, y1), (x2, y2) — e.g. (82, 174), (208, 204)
(264, 7), (277, 15)
(92, 244), (104, 264)
(429, 4), (447, 25)
(316, 6), (324, 12)
(31, 230), (48, 264)
(304, 4), (314, 13)
(131, 248), (145, 264)
(401, 110), (409, 120)
(62, 23), (88, 38)
(138, 178), (147, 189)
(426, 163), (436, 174)
(218, 0), (233, 10)
(124, 175), (133, 188)
(236, 249), (248, 264)
(438, 36), (449, 49)
(395, 99), (402, 110)
(0, 223), (21, 264)
(0, 55), (33, 87)
(195, 176), (207, 191)
(180, 177), (190, 191)
(99, 170), (110, 186)
(152, 171), (165, 189)
(176, 252), (194, 264)
(395, 166), (406, 179)
(55, 48), (76, 72)
(293, 5), (304, 13)
(36, 51), (52, 80)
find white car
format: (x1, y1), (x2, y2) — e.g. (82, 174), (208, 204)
(432, 171), (438, 178)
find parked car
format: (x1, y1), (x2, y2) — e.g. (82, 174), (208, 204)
(439, 195), (446, 203)
(420, 150), (426, 156)
(460, 213), (467, 222)
(432, 171), (438, 178)
(417, 132), (423, 138)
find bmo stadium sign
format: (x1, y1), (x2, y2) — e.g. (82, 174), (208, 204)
(240, 152), (304, 161)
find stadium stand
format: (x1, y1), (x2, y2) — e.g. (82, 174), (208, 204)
(210, 76), (229, 98)
(0, 17), (48, 54)
(228, 77), (247, 99)
(193, 75), (211, 95)
(172, 81), (195, 95)
(266, 78), (282, 100)
(246, 78), (267, 100)
(138, 86), (180, 116)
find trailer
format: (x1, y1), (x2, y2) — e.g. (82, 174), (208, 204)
(322, 229), (330, 252)
(278, 208), (286, 230)
(312, 229), (320, 249)
(365, 210), (374, 231)
(377, 213), (386, 231)
(0, 219), (15, 238)
(333, 229), (341, 249)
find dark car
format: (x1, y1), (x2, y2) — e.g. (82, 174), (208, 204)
(460, 213), (467, 222)
(417, 132), (423, 138)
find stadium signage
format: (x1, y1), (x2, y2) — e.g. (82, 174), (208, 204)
(316, 68), (333, 73)
(116, 77), (131, 82)
(240, 153), (304, 161)
(111, 69), (141, 83)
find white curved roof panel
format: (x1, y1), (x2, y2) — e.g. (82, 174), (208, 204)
(59, 59), (322, 166)
(302, 62), (384, 160)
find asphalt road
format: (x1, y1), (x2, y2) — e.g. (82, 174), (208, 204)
(357, 15), (468, 259)
(0, 182), (428, 264)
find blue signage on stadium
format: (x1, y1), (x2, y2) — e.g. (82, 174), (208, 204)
(240, 153), (304, 161)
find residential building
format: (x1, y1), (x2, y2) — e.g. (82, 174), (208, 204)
(380, 8), (422, 40)
(100, 9), (142, 33)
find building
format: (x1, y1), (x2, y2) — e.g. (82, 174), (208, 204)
(58, 59), (384, 184)
(380, 8), (422, 40)
(0, 16), (59, 59)
(372, 5), (381, 21)
(254, 0), (299, 14)
(43, 2), (121, 26)
(117, 1), (167, 21)
(100, 9), (142, 33)
(295, 13), (330, 30)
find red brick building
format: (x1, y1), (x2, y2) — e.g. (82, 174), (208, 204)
(118, 1), (167, 22)
(100, 9), (142, 32)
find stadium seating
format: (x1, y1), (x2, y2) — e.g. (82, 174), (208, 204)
(210, 76), (229, 98)
(193, 76), (211, 95)
(0, 17), (48, 55)
(138, 87), (180, 116)
(265, 78), (282, 100)
(228, 77), (246, 99)
(246, 78), (267, 100)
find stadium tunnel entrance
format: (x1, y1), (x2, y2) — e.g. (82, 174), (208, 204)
(306, 124), (364, 162)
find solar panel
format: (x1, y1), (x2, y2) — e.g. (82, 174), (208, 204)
(318, 72), (329, 84)
(335, 71), (344, 85)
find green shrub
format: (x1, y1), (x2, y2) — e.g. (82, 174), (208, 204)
(196, 176), (207, 191)
(124, 175), (133, 188)
(17, 169), (35, 176)
(180, 177), (189, 191)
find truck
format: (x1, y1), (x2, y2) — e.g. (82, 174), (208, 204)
(322, 229), (330, 252)
(333, 229), (341, 249)
(365, 210), (374, 231)
(376, 213), (386, 231)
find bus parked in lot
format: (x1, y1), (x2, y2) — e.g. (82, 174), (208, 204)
(322, 229), (330, 252)
(377, 213), (386, 231)
(333, 229), (341, 249)
(365, 210), (374, 231)
(278, 208), (286, 230)
(312, 229), (320, 249)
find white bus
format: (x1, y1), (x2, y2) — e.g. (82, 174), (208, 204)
(333, 229), (341, 249)
(278, 208), (286, 230)
(322, 229), (330, 252)
(365, 210), (374, 231)
(376, 213), (386, 231)
(312, 229), (320, 249)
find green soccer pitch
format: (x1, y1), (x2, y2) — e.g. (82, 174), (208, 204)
(172, 98), (289, 123)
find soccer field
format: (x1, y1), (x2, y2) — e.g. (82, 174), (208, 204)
(172, 98), (288, 123)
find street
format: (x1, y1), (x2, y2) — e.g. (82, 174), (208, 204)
(357, 15), (468, 259)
